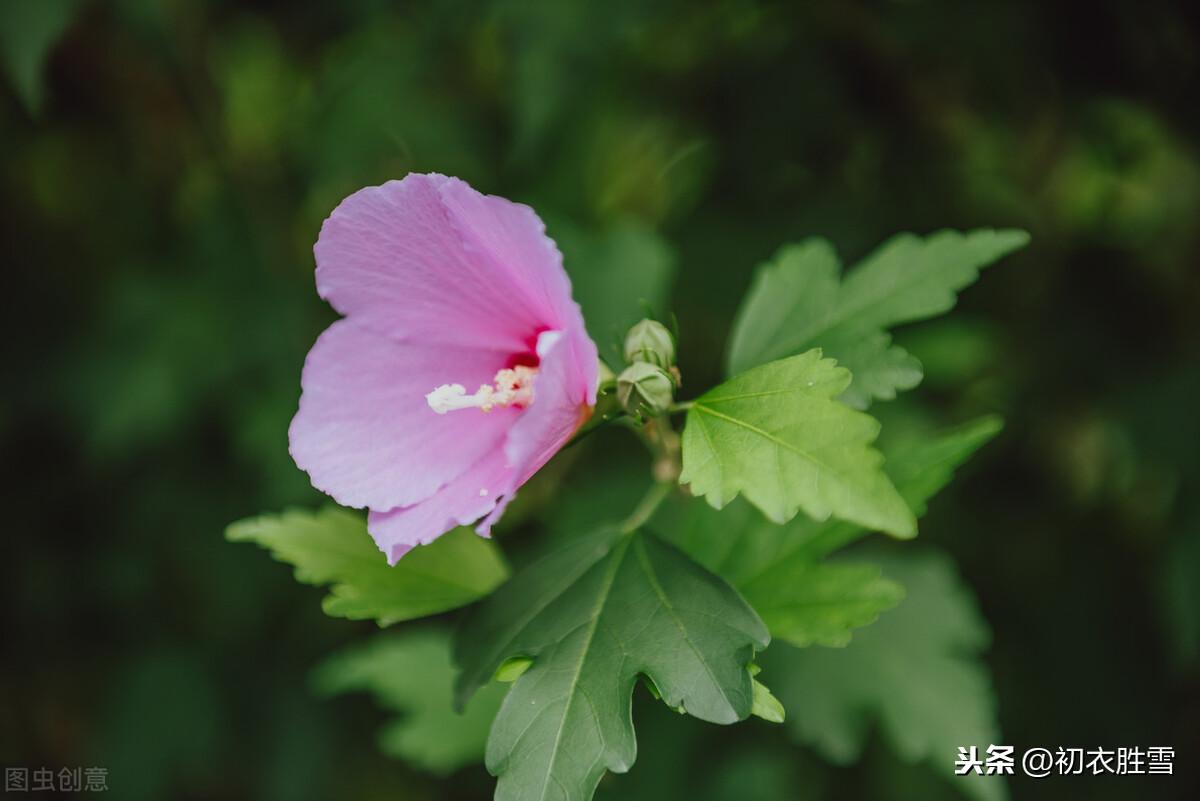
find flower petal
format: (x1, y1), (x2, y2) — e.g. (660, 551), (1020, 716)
(504, 329), (596, 486)
(367, 328), (597, 562)
(289, 319), (518, 511)
(435, 176), (582, 332)
(315, 173), (577, 352)
(367, 447), (514, 564)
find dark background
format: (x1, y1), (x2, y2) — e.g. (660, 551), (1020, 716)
(2, 1), (1198, 799)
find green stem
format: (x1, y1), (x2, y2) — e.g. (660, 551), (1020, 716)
(667, 401), (694, 413)
(562, 410), (633, 449)
(620, 482), (673, 534)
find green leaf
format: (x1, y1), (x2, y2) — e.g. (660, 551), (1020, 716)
(494, 656), (534, 683)
(726, 230), (1028, 406)
(226, 507), (508, 626)
(748, 561), (904, 648)
(455, 528), (769, 801)
(313, 627), (507, 775)
(828, 332), (923, 409)
(662, 416), (1002, 647)
(750, 678), (786, 723)
(884, 414), (1005, 517)
(657, 497), (902, 648)
(680, 350), (916, 536)
(766, 548), (1007, 801)
(670, 415), (1002, 576)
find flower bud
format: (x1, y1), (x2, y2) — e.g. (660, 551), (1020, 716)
(623, 319), (675, 369)
(596, 359), (617, 393)
(617, 362), (675, 417)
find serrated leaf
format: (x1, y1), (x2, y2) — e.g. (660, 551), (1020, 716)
(657, 496), (901, 649)
(830, 332), (924, 409)
(656, 495), (901, 648)
(747, 561), (904, 648)
(766, 548), (1006, 801)
(226, 507), (508, 626)
(662, 416), (1002, 648)
(727, 230), (1028, 406)
(313, 627), (507, 775)
(680, 350), (916, 536)
(883, 415), (1005, 517)
(455, 528), (769, 801)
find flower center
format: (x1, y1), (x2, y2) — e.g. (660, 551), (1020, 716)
(426, 365), (538, 415)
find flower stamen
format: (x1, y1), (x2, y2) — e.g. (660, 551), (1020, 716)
(426, 365), (538, 415)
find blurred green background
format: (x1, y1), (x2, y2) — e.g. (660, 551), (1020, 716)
(2, 0), (1198, 799)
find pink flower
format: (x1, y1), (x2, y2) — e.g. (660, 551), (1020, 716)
(289, 174), (599, 563)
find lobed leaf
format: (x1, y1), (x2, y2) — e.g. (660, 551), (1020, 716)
(679, 350), (916, 536)
(726, 230), (1029, 406)
(226, 506), (508, 626)
(662, 416), (1002, 648)
(744, 561), (904, 648)
(455, 528), (769, 801)
(766, 548), (1007, 801)
(884, 414), (1005, 517)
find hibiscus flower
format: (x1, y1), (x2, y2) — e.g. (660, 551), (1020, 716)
(289, 173), (598, 562)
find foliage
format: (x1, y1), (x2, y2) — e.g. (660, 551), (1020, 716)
(226, 507), (508, 625)
(455, 527), (770, 801)
(679, 350), (915, 534)
(660, 416), (1001, 648)
(726, 230), (1029, 407)
(188, 225), (1018, 801)
(768, 548), (1006, 801)
(9, 3), (1199, 801)
(313, 627), (508, 775)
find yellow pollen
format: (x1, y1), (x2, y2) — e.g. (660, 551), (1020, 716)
(426, 365), (538, 415)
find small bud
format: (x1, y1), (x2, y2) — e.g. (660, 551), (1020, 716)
(617, 362), (675, 417)
(494, 656), (533, 683)
(623, 319), (675, 369)
(596, 359), (617, 393)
